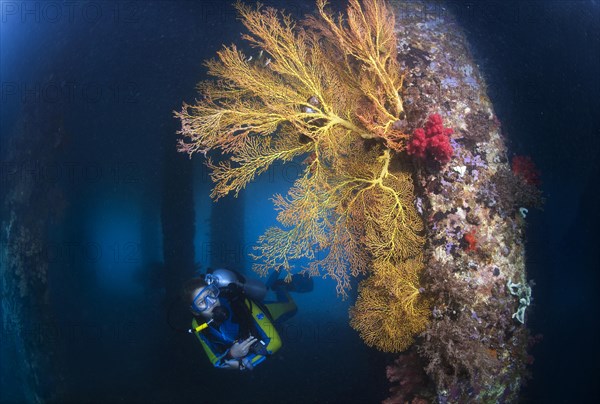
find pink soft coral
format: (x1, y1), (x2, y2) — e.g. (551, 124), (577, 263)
(407, 114), (453, 164)
(512, 155), (541, 186)
(384, 351), (428, 404)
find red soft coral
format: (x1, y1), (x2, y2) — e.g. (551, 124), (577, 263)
(407, 114), (454, 164)
(463, 230), (477, 252)
(406, 128), (427, 159)
(512, 155), (541, 186)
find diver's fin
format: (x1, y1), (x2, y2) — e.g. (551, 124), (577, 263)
(266, 269), (281, 289)
(285, 273), (313, 293)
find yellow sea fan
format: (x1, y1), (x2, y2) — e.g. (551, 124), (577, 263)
(177, 0), (425, 299)
(350, 265), (430, 352)
(371, 257), (427, 316)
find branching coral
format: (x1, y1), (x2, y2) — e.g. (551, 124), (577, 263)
(176, 0), (428, 350)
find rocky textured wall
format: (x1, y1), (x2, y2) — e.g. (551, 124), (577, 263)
(388, 2), (541, 401)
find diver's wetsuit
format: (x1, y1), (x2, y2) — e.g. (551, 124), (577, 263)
(193, 285), (296, 369)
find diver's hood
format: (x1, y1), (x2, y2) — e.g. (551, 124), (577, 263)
(211, 268), (267, 302)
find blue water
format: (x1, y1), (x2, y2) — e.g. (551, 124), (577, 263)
(1, 1), (599, 402)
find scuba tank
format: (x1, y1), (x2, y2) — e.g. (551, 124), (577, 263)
(209, 268), (267, 302)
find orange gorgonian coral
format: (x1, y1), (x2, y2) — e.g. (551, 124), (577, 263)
(176, 0), (429, 351)
(350, 258), (430, 352)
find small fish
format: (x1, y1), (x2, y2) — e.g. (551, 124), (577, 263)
(264, 58), (271, 67)
(247, 56), (253, 62)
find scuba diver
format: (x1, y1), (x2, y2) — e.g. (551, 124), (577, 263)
(184, 268), (312, 371)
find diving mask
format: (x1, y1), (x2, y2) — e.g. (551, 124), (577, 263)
(191, 283), (220, 313)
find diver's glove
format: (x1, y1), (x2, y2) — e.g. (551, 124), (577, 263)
(228, 336), (257, 359)
(239, 357), (254, 371)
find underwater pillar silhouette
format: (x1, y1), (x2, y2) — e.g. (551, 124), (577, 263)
(209, 192), (245, 270)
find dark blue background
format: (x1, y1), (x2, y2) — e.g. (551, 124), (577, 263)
(448, 1), (600, 402)
(1, 0), (598, 402)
